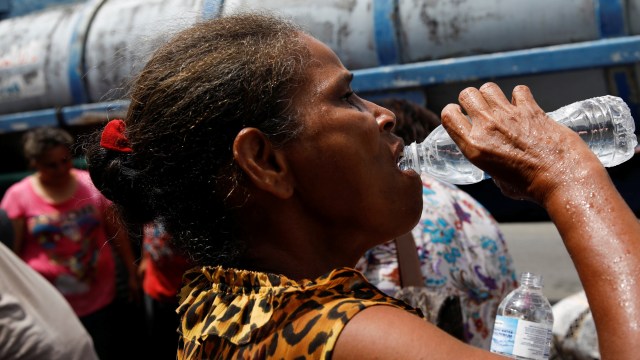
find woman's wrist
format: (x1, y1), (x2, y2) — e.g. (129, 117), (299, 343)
(540, 158), (612, 224)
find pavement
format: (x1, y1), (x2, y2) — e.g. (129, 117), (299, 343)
(498, 222), (583, 303)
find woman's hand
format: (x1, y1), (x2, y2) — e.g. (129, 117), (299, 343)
(441, 82), (640, 359)
(440, 82), (603, 204)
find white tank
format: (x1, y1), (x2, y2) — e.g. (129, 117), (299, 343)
(0, 0), (638, 114)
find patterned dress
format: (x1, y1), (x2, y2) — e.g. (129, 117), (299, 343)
(356, 175), (518, 349)
(176, 267), (421, 359)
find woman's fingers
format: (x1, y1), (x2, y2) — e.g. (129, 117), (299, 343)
(510, 84), (537, 108)
(442, 83), (556, 201)
(457, 86), (490, 120)
(441, 103), (472, 150)
(458, 82), (512, 120)
(479, 82), (512, 110)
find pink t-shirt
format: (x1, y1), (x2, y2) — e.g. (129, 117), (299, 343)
(1, 169), (116, 317)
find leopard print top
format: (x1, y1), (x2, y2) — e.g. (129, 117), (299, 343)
(176, 266), (422, 359)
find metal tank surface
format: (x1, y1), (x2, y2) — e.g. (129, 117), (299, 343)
(3, 0), (640, 115)
(1, 0), (640, 221)
(83, 0), (205, 103)
(0, 3), (86, 114)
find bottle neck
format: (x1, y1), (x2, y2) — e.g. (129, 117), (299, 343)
(520, 272), (543, 288)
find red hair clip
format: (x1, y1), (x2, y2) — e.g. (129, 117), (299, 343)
(100, 119), (133, 153)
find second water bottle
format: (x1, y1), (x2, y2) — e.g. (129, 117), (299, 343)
(490, 272), (554, 360)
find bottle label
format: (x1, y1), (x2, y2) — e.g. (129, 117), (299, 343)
(490, 315), (552, 360)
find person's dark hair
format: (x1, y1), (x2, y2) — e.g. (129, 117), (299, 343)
(375, 98), (441, 144)
(22, 127), (74, 163)
(84, 13), (310, 266)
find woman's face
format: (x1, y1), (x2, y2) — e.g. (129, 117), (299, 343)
(284, 34), (423, 247)
(34, 145), (73, 186)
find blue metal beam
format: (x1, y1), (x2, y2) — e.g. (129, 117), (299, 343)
(61, 100), (129, 125)
(0, 100), (129, 133)
(0, 108), (58, 133)
(352, 36), (640, 93)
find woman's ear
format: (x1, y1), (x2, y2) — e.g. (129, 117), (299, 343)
(233, 128), (293, 199)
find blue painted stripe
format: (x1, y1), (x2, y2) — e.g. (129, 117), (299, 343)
(67, 1), (102, 105)
(594, 0), (626, 38)
(67, 24), (88, 104)
(352, 36), (640, 93)
(202, 0), (224, 20)
(67, 7), (87, 104)
(373, 0), (400, 65)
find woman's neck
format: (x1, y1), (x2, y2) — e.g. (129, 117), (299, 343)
(32, 171), (77, 204)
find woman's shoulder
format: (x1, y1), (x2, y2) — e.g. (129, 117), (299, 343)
(177, 267), (421, 359)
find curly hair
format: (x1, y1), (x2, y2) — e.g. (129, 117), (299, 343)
(23, 127), (74, 163)
(84, 13), (311, 267)
(374, 98), (441, 144)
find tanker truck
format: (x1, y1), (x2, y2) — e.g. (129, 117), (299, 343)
(1, 0), (639, 221)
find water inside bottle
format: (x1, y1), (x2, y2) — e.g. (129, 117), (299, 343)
(547, 95), (637, 168)
(401, 95), (637, 184)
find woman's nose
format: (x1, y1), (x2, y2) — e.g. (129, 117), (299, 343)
(375, 105), (396, 133)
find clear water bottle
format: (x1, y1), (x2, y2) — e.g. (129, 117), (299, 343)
(490, 272), (554, 360)
(398, 95), (638, 184)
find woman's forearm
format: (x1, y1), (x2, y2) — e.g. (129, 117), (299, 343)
(543, 165), (640, 359)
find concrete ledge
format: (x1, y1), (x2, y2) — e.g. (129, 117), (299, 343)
(499, 222), (583, 303)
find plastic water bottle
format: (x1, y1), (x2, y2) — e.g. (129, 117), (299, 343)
(490, 272), (554, 360)
(398, 95), (638, 184)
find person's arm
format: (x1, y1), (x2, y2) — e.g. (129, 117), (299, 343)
(536, 158), (640, 359)
(8, 218), (24, 254)
(1, 190), (25, 254)
(334, 305), (505, 359)
(104, 205), (141, 302)
(440, 82), (640, 359)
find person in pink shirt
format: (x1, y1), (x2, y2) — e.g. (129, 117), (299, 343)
(0, 126), (140, 360)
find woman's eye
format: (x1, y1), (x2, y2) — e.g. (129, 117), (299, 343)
(342, 91), (358, 107)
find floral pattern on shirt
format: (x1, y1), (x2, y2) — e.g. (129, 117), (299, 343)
(356, 175), (518, 349)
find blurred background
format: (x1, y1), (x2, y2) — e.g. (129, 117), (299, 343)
(2, 0), (639, 221)
(2, 0), (640, 300)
